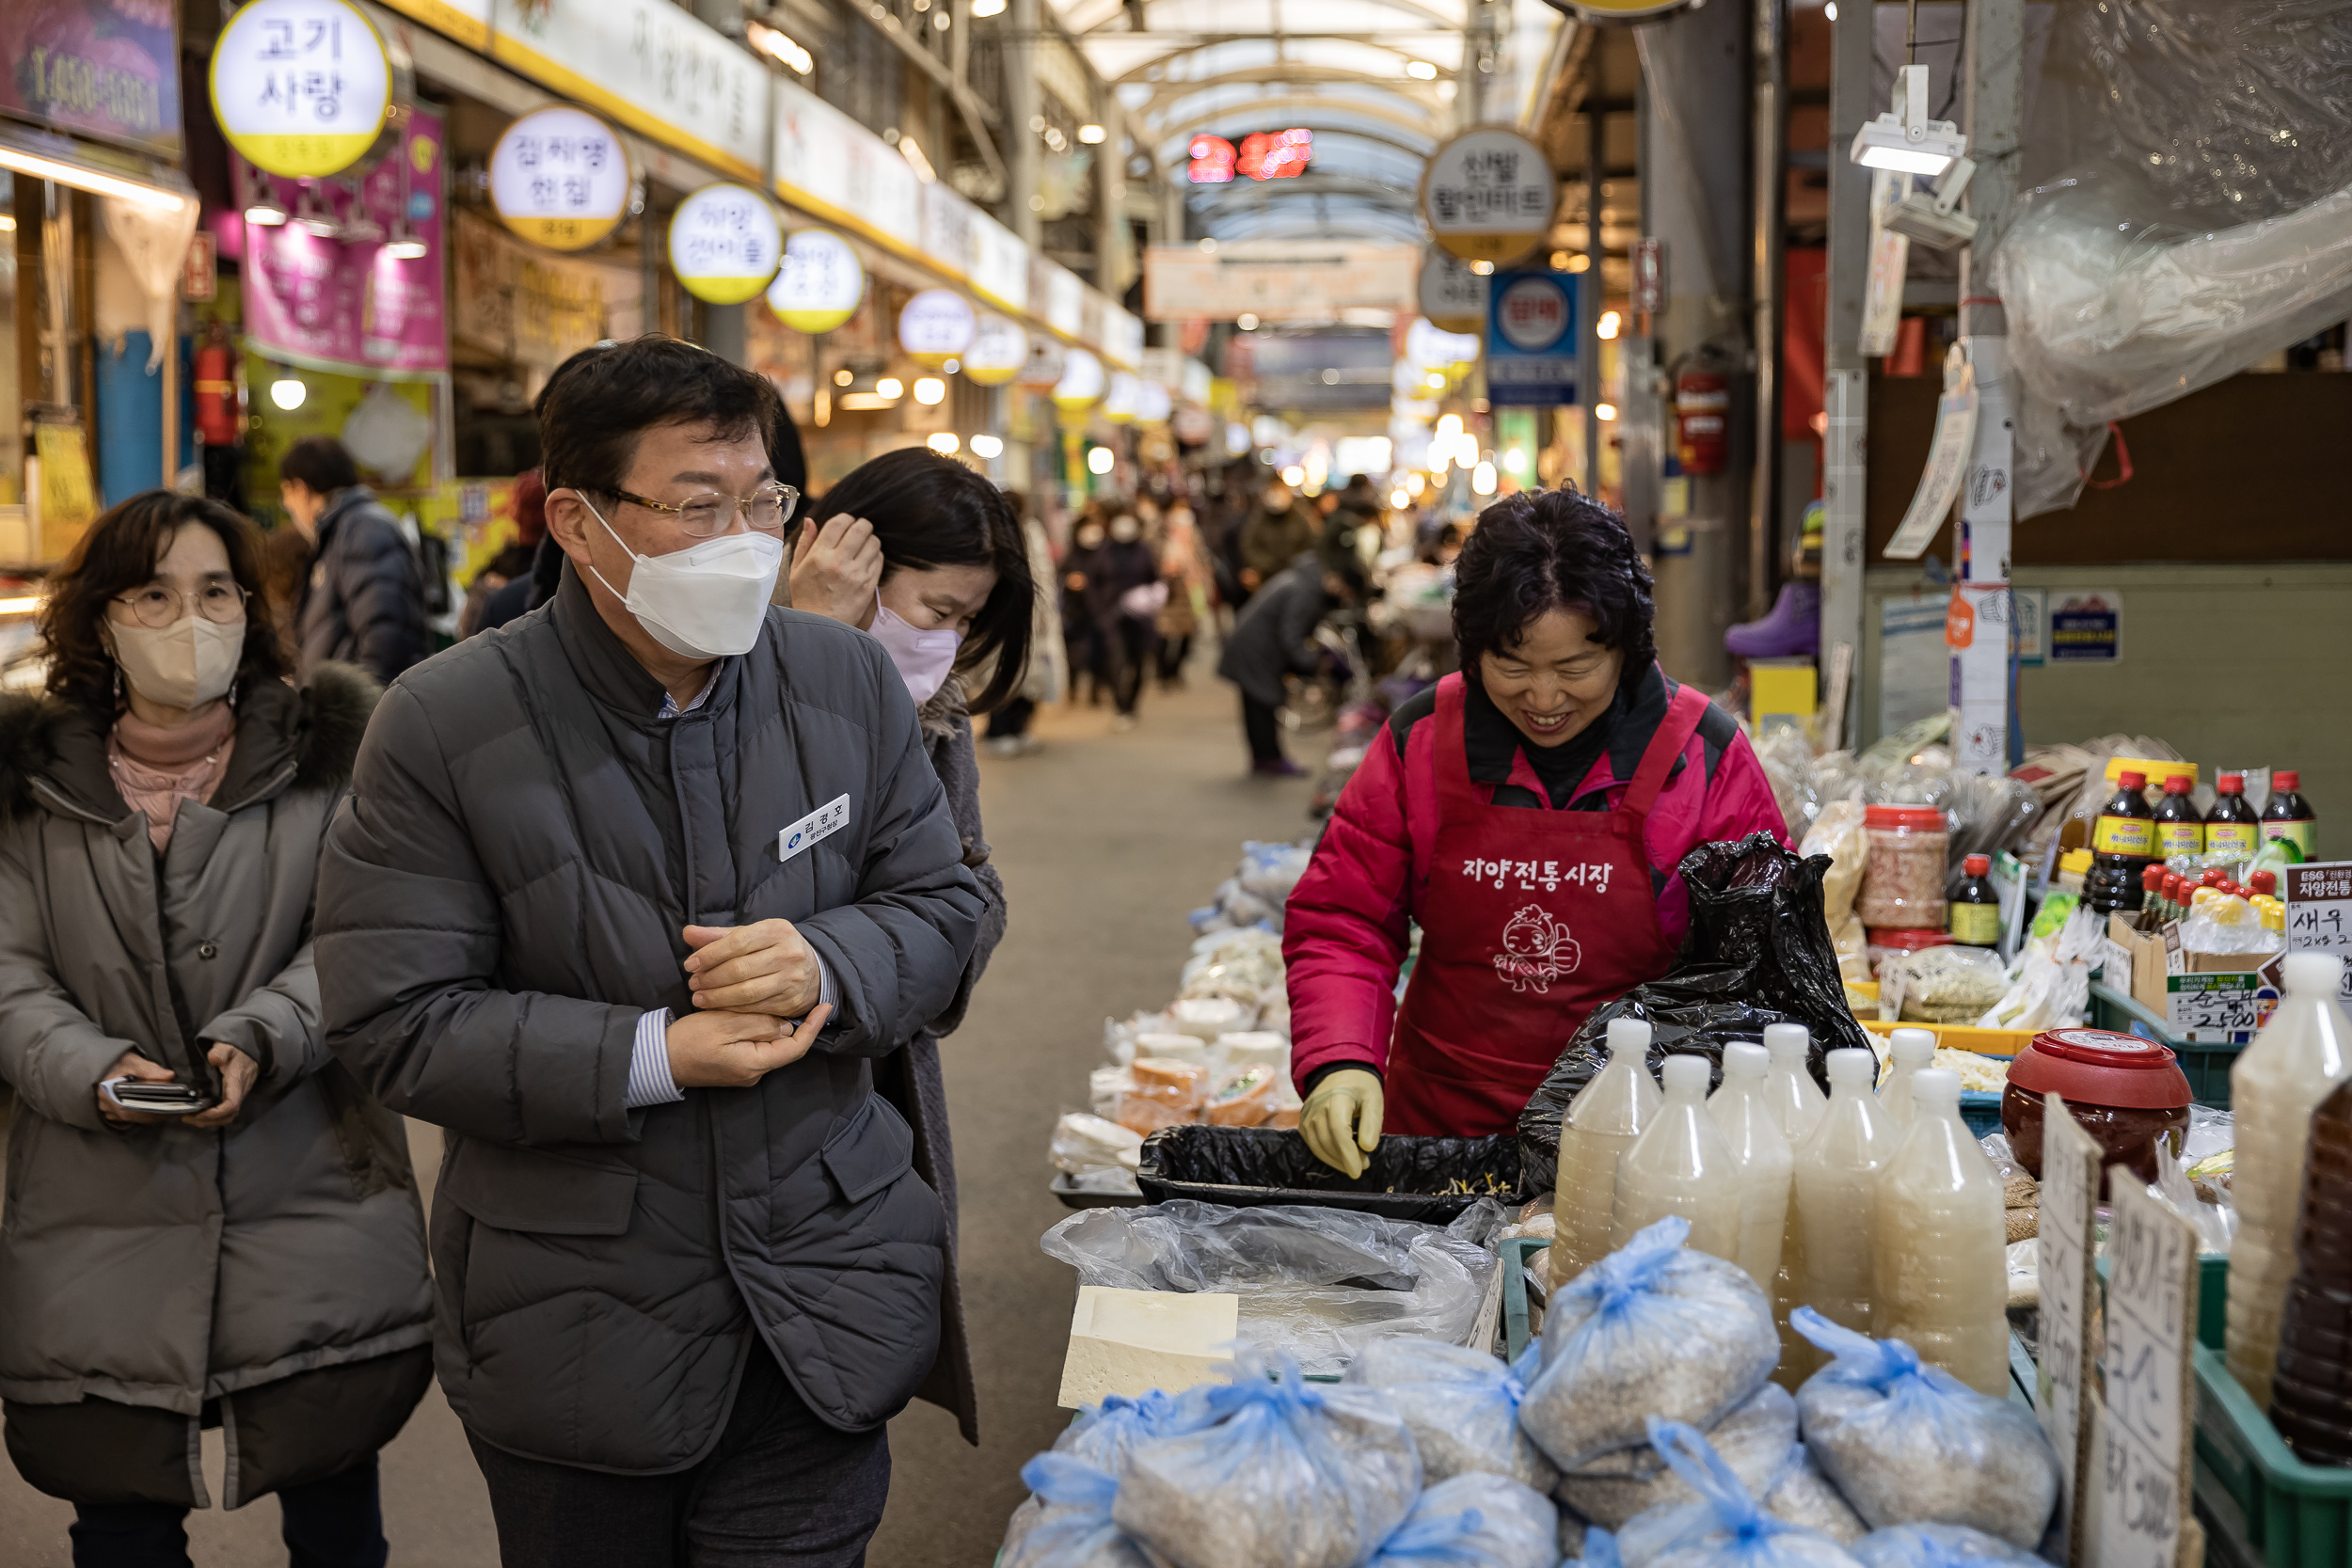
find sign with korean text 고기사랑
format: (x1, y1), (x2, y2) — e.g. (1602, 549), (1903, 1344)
(2282, 863), (2352, 1006)
(242, 102), (448, 374)
(209, 0), (389, 179)
(3, 0), (183, 158)
(2092, 1177), (2201, 1568)
(766, 230), (864, 334)
(668, 183), (781, 306)
(1485, 270), (1578, 407)
(489, 106), (630, 251)
(1421, 127), (1557, 265)
(2036, 1099), (2102, 1565)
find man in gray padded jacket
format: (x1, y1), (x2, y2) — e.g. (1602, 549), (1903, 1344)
(318, 335), (983, 1568)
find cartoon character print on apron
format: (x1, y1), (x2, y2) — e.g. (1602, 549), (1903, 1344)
(1383, 676), (1711, 1137)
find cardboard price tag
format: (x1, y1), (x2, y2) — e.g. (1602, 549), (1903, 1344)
(2089, 1179), (2201, 1568)
(2037, 1097), (2104, 1566)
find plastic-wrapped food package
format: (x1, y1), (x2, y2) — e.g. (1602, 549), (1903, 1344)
(1613, 1420), (1866, 1568)
(1170, 997), (1251, 1041)
(1801, 797), (1868, 936)
(1041, 1200), (1500, 1375)
(1851, 1524), (2047, 1568)
(1369, 1472), (1561, 1568)
(1521, 1217), (1781, 1469)
(1758, 1450), (1867, 1544)
(1788, 1309), (2058, 1547)
(1344, 1338), (1560, 1491)
(1237, 840), (1315, 904)
(1896, 949), (2010, 1026)
(1104, 1011), (1176, 1066)
(1523, 837), (1863, 1190)
(1055, 1387), (1221, 1472)
(1558, 1384), (1797, 1530)
(1203, 1065), (1280, 1127)
(1002, 1455), (1157, 1568)
(1112, 1353), (1422, 1568)
(1053, 1114), (1145, 1177)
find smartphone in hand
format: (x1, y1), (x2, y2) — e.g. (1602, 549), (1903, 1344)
(102, 1078), (215, 1116)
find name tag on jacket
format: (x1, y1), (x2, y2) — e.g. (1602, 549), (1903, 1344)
(779, 795), (851, 863)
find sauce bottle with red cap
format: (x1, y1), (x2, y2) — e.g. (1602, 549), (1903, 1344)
(2265, 771), (2317, 860)
(2208, 772), (2262, 860)
(2087, 769), (2156, 913)
(1949, 855), (2000, 946)
(2155, 772), (2205, 859)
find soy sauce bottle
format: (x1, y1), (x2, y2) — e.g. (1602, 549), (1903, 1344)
(2208, 773), (2263, 862)
(2156, 773), (2206, 860)
(2265, 771), (2318, 861)
(1950, 854), (2001, 946)
(2088, 769), (2156, 913)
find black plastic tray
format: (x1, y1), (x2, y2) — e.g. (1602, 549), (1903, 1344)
(1049, 1174), (1145, 1210)
(1136, 1124), (1523, 1222)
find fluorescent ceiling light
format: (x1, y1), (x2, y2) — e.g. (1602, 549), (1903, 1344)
(1078, 124), (1106, 145)
(972, 0), (1005, 14)
(1405, 59), (1438, 80)
(0, 142), (189, 211)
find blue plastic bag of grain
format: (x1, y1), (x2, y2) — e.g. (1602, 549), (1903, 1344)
(1519, 1217), (1780, 1469)
(1112, 1349), (1422, 1568)
(1850, 1524), (2048, 1568)
(1368, 1473), (1561, 1568)
(1345, 1338), (1560, 1490)
(1788, 1309), (2058, 1548)
(999, 1454), (1156, 1568)
(1611, 1419), (1865, 1568)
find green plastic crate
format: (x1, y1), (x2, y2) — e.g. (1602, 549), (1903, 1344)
(1502, 1235), (1546, 1362)
(2193, 1342), (2352, 1568)
(2089, 980), (2246, 1107)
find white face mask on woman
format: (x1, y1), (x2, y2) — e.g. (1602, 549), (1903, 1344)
(581, 499), (783, 660)
(107, 615), (244, 709)
(1109, 515), (1141, 545)
(868, 596), (961, 705)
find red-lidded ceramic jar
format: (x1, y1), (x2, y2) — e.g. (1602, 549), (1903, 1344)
(2002, 1027), (2194, 1190)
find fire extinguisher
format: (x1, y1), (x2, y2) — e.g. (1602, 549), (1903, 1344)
(194, 323), (241, 449)
(1673, 352), (1731, 477)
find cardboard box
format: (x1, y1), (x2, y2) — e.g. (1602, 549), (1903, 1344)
(2108, 911), (2280, 1037)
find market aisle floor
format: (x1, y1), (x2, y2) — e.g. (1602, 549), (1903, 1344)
(0, 670), (1318, 1567)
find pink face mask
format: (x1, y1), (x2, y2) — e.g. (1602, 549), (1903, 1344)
(870, 595), (961, 705)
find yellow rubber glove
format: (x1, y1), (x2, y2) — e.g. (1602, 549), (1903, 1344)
(1300, 1068), (1385, 1179)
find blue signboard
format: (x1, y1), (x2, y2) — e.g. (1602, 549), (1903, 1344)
(1486, 269), (1579, 406)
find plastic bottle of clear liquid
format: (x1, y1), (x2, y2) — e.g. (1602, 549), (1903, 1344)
(1763, 1022), (1828, 1383)
(1708, 1041), (1794, 1292)
(1873, 1068), (2010, 1395)
(1877, 1028), (1937, 1132)
(1550, 1018), (1663, 1285)
(1789, 1049), (1897, 1375)
(1612, 1053), (1744, 1259)
(2227, 951), (2352, 1408)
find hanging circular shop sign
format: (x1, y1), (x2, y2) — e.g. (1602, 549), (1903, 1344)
(1052, 348), (1105, 410)
(961, 313), (1028, 387)
(1417, 248), (1490, 333)
(1102, 371), (1141, 424)
(1496, 273), (1574, 351)
(489, 106), (631, 251)
(767, 230), (865, 333)
(898, 289), (977, 368)
(1135, 381), (1174, 425)
(1017, 334), (1067, 389)
(1419, 125), (1558, 265)
(668, 184), (783, 305)
(209, 0), (391, 180)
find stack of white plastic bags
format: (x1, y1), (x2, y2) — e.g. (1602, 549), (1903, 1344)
(1001, 1217), (2063, 1568)
(1189, 840), (1314, 936)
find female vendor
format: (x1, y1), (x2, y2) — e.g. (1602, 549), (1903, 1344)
(1284, 484), (1790, 1174)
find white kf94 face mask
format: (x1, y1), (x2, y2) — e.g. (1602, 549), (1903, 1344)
(582, 499), (784, 660)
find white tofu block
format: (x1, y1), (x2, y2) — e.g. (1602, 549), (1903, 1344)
(1057, 1287), (1240, 1410)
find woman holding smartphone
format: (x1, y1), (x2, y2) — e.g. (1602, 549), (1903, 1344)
(0, 493), (431, 1566)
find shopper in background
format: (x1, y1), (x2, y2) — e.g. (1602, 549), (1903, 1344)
(0, 492), (432, 1567)
(984, 489), (1066, 757)
(1154, 496), (1212, 690)
(1284, 483), (1790, 1169)
(317, 335), (982, 1568)
(458, 468), (547, 639)
(1202, 461), (1254, 611)
(278, 436), (427, 683)
(1323, 474), (1382, 576)
(1085, 508), (1163, 732)
(1238, 474), (1318, 595)
(1060, 507), (1109, 705)
(786, 446), (1032, 1445)
(1218, 554), (1365, 779)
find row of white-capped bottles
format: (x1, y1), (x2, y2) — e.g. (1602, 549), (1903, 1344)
(1547, 1020), (2010, 1395)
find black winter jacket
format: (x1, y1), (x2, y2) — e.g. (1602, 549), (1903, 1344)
(294, 488), (427, 684)
(1217, 562), (1332, 708)
(317, 565), (984, 1472)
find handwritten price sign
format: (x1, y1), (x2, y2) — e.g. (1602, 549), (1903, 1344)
(2091, 1179), (2201, 1568)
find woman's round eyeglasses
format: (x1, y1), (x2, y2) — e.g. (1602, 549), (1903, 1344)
(112, 582), (250, 630)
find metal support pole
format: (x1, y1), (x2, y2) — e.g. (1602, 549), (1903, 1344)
(1748, 0), (1788, 621)
(1094, 99), (1122, 295)
(1581, 103), (1602, 497)
(1006, 0), (1041, 246)
(1818, 0), (1874, 749)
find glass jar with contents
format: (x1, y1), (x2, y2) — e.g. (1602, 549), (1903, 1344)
(1856, 805), (1949, 930)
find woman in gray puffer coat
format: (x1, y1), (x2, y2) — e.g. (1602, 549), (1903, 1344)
(786, 447), (1032, 1445)
(0, 493), (432, 1566)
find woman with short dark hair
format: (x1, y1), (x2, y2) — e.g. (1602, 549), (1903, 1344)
(1281, 484), (1789, 1171)
(783, 445), (1030, 1447)
(0, 491), (432, 1564)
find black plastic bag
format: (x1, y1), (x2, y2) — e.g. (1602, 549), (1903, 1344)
(1518, 832), (1872, 1192)
(1136, 1125), (1523, 1222)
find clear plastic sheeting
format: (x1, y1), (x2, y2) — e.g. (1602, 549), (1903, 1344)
(1996, 0), (2352, 518)
(1040, 1199), (1504, 1375)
